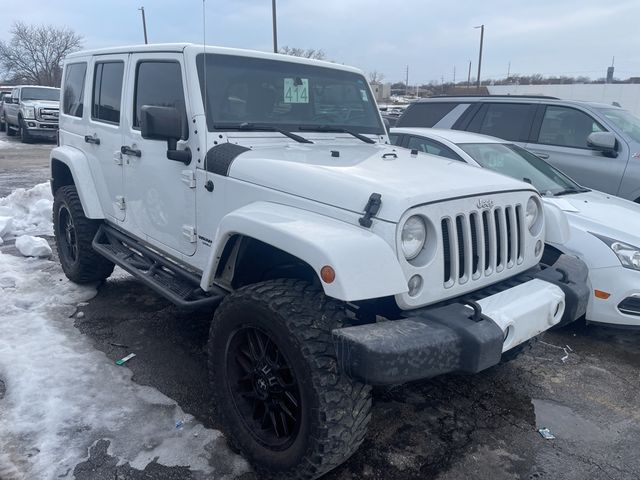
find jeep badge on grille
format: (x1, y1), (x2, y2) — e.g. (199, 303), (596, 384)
(476, 199), (494, 210)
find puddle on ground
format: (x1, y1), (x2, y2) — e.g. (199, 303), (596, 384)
(532, 399), (614, 442)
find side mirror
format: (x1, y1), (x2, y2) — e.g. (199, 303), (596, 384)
(11, 97), (18, 104)
(587, 132), (618, 158)
(140, 105), (191, 165)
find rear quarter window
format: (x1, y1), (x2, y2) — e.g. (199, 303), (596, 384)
(397, 102), (458, 127)
(63, 62), (87, 118)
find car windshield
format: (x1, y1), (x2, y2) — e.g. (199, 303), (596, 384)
(597, 107), (640, 143)
(458, 142), (586, 196)
(196, 53), (384, 135)
(21, 87), (60, 101)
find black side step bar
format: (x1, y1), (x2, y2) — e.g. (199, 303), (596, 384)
(92, 224), (225, 310)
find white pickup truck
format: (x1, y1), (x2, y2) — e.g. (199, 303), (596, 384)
(3, 85), (59, 142)
(51, 43), (589, 479)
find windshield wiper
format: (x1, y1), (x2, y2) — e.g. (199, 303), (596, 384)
(554, 186), (590, 196)
(298, 125), (376, 144)
(212, 122), (313, 144)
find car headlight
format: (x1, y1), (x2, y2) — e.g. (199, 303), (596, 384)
(611, 241), (640, 270)
(592, 233), (640, 271)
(401, 215), (426, 260)
(525, 197), (539, 233)
(22, 107), (35, 119)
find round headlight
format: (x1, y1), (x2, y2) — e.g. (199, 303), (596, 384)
(526, 197), (539, 232)
(401, 215), (426, 260)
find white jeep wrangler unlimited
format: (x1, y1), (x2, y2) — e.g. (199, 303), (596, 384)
(51, 44), (589, 479)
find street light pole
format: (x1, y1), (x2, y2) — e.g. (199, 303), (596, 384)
(139, 7), (148, 44)
(272, 0), (278, 53)
(475, 24), (484, 90)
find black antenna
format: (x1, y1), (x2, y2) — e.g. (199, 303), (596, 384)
(202, 0), (209, 170)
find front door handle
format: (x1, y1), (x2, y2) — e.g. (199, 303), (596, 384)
(84, 134), (100, 145)
(121, 145), (142, 157)
(533, 152), (549, 159)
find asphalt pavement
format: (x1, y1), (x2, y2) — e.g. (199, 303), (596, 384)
(1, 136), (639, 480)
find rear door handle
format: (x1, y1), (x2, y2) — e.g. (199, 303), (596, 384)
(121, 145), (142, 157)
(533, 152), (549, 159)
(84, 134), (100, 145)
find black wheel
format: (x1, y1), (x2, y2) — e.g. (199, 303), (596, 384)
(19, 117), (31, 143)
(0, 115), (5, 132)
(208, 279), (372, 480)
(53, 185), (114, 283)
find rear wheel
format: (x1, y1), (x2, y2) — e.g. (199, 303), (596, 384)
(0, 114), (5, 132)
(208, 279), (372, 480)
(53, 185), (114, 283)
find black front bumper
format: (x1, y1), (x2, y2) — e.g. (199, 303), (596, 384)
(333, 254), (589, 385)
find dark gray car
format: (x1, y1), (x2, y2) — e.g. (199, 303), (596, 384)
(397, 96), (640, 203)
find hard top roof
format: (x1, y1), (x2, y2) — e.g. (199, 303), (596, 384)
(65, 43), (363, 75)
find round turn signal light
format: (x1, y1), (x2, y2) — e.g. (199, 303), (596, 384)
(320, 266), (336, 284)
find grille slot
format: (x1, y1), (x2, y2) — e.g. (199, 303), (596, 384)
(441, 203), (523, 288)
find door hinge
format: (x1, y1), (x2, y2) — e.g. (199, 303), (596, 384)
(181, 170), (196, 188)
(182, 225), (197, 243)
(113, 151), (123, 165)
(115, 196), (126, 210)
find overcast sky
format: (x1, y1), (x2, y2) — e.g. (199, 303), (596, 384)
(1, 0), (639, 84)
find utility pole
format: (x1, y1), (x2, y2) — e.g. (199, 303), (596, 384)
(271, 0), (278, 53)
(453, 65), (456, 85)
(507, 60), (511, 79)
(139, 7), (148, 44)
(405, 65), (409, 96)
(475, 24), (484, 90)
(467, 60), (472, 88)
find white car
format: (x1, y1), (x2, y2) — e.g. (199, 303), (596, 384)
(391, 127), (640, 327)
(51, 43), (588, 479)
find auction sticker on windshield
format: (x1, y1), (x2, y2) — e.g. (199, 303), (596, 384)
(284, 78), (309, 103)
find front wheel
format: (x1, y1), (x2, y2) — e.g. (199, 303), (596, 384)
(53, 185), (114, 283)
(208, 279), (372, 480)
(19, 118), (31, 143)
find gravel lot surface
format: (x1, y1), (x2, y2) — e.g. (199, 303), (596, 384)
(1, 137), (639, 479)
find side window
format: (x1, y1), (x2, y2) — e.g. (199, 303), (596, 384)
(397, 102), (459, 127)
(537, 105), (605, 149)
(63, 62), (87, 117)
(134, 61), (186, 131)
(471, 103), (533, 141)
(407, 136), (463, 161)
(388, 133), (401, 145)
(92, 61), (124, 124)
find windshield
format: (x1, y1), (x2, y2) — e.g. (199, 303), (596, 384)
(458, 142), (585, 196)
(21, 87), (60, 101)
(196, 54), (384, 135)
(597, 107), (640, 143)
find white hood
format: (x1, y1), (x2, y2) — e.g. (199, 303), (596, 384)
(228, 143), (535, 222)
(545, 190), (640, 246)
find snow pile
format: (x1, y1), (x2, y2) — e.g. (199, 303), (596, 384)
(0, 183), (53, 240)
(0, 250), (249, 479)
(14, 235), (52, 257)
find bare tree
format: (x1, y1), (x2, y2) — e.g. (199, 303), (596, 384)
(0, 22), (83, 86)
(279, 46), (326, 60)
(368, 70), (385, 84)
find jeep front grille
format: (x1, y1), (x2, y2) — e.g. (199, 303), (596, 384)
(441, 205), (524, 287)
